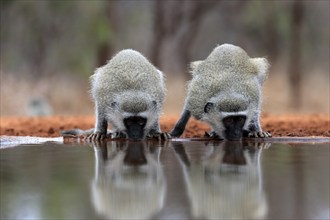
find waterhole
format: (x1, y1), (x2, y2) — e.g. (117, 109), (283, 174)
(0, 139), (329, 219)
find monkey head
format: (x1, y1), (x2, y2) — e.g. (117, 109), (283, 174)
(203, 94), (249, 140)
(109, 92), (159, 140)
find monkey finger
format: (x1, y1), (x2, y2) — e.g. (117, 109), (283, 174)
(204, 132), (211, 138)
(87, 133), (102, 142)
(93, 133), (99, 141)
(205, 131), (221, 139)
(99, 133), (106, 140)
(257, 132), (265, 138)
(248, 132), (256, 138)
(161, 132), (171, 140)
(110, 132), (116, 139)
(94, 134), (99, 138)
(98, 134), (106, 140)
(113, 131), (126, 139)
(260, 131), (271, 138)
(160, 133), (165, 141)
(86, 134), (94, 142)
(90, 133), (97, 141)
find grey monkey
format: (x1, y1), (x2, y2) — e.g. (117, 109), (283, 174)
(170, 44), (271, 140)
(61, 49), (166, 140)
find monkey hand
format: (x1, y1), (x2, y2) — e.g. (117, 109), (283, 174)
(109, 131), (127, 139)
(204, 131), (224, 139)
(247, 131), (272, 138)
(147, 131), (171, 141)
(85, 132), (107, 141)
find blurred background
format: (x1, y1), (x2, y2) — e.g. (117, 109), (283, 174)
(0, 0), (329, 116)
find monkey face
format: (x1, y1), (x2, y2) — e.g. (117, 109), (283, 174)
(123, 116), (147, 140)
(222, 115), (246, 140)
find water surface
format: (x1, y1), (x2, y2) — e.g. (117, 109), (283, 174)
(0, 140), (329, 219)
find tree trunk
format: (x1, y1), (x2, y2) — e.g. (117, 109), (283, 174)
(96, 1), (117, 67)
(176, 1), (217, 79)
(288, 0), (304, 110)
(150, 1), (219, 76)
(264, 2), (279, 65)
(150, 0), (165, 69)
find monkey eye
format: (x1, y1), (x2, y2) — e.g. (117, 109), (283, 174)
(204, 102), (214, 113)
(237, 116), (245, 123)
(223, 117), (234, 124)
(124, 117), (146, 127)
(138, 118), (146, 126)
(126, 120), (134, 126)
(110, 102), (118, 108)
(237, 116), (246, 125)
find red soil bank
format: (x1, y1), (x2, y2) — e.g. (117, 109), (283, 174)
(1, 114), (329, 138)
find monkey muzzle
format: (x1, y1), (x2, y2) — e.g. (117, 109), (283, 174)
(223, 115), (246, 141)
(224, 129), (244, 141)
(126, 124), (145, 140)
(124, 116), (147, 140)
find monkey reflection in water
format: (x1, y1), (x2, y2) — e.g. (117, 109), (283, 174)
(90, 141), (166, 219)
(172, 141), (269, 219)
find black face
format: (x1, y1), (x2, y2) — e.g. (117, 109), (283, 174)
(123, 116), (147, 140)
(222, 115), (246, 140)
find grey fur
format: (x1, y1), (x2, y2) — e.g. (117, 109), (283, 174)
(92, 49), (166, 139)
(62, 49), (166, 140)
(171, 44), (271, 139)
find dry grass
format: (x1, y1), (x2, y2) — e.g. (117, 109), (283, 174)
(0, 73), (94, 116)
(1, 70), (329, 116)
(263, 69), (330, 113)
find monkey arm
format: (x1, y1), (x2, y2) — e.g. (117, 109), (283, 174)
(246, 112), (261, 133)
(147, 121), (171, 140)
(86, 106), (109, 141)
(170, 109), (191, 137)
(94, 114), (108, 134)
(149, 120), (162, 134)
(243, 111), (271, 138)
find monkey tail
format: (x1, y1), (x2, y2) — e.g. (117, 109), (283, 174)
(250, 57), (270, 84)
(60, 128), (94, 137)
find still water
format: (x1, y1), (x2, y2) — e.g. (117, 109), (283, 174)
(0, 140), (329, 219)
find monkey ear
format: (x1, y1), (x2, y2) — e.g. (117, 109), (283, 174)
(111, 102), (118, 108)
(190, 60), (203, 71)
(251, 57), (270, 84)
(204, 102), (214, 113)
(152, 100), (157, 108)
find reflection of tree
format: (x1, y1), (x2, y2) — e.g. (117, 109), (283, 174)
(288, 0), (304, 109)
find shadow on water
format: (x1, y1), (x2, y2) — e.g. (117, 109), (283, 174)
(0, 139), (329, 219)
